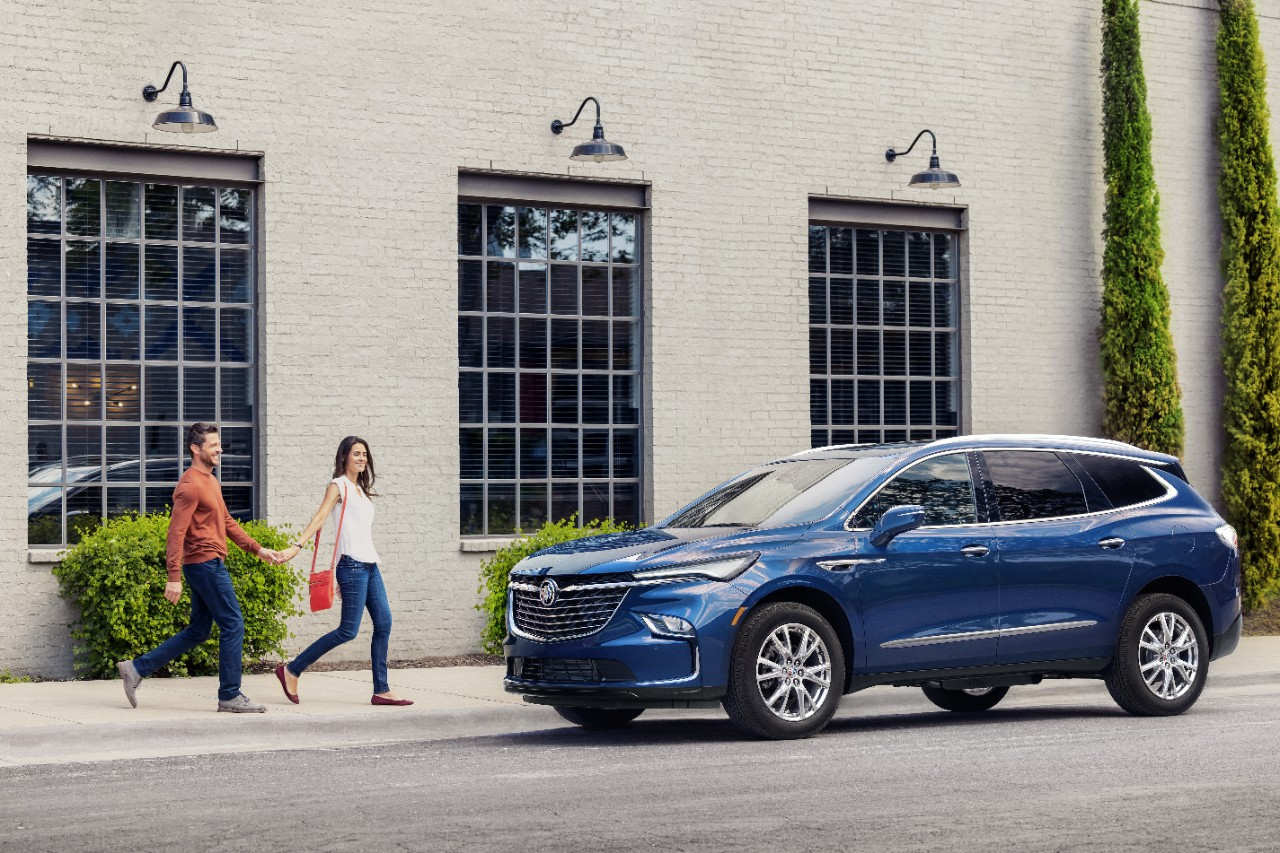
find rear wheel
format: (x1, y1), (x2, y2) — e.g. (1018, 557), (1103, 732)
(921, 685), (1009, 712)
(1105, 593), (1208, 716)
(553, 706), (644, 728)
(723, 602), (845, 740)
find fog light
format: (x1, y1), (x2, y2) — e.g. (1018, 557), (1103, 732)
(640, 613), (695, 639)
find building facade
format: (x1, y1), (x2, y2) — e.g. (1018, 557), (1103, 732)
(3, 0), (1271, 676)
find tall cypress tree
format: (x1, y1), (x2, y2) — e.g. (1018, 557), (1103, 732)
(1217, 0), (1280, 611)
(1099, 0), (1184, 456)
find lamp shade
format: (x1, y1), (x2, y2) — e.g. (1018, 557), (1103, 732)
(909, 166), (961, 189)
(570, 137), (627, 162)
(152, 106), (218, 133)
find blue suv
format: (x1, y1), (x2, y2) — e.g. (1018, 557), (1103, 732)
(503, 435), (1242, 739)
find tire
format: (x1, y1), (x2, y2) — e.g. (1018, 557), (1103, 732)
(1105, 593), (1208, 717)
(722, 602), (846, 740)
(921, 685), (1009, 712)
(553, 706), (645, 728)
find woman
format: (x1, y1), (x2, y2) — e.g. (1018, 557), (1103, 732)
(274, 436), (412, 706)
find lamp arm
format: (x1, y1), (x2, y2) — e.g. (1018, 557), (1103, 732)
(143, 61), (190, 103)
(551, 96), (602, 135)
(885, 129), (938, 163)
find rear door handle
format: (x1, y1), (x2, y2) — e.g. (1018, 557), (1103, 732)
(1098, 537), (1125, 550)
(960, 545), (990, 558)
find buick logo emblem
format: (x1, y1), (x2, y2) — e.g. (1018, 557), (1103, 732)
(538, 579), (559, 606)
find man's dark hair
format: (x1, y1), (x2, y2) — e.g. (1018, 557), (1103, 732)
(186, 422), (219, 454)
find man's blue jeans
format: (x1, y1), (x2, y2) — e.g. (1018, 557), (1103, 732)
(288, 556), (393, 695)
(133, 558), (245, 701)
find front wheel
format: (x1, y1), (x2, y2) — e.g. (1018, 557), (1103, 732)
(722, 602), (846, 740)
(553, 706), (644, 728)
(921, 685), (1009, 712)
(1105, 593), (1208, 716)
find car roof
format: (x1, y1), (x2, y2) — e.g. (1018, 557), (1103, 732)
(788, 433), (1180, 465)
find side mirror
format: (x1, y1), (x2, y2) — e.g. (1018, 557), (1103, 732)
(870, 505), (926, 547)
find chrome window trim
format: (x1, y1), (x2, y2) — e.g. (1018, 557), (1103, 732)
(842, 448), (978, 532)
(879, 619), (1098, 649)
(844, 446), (1177, 532)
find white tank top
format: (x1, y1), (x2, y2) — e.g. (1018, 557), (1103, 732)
(329, 477), (380, 564)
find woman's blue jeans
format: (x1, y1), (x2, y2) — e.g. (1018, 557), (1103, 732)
(288, 556), (393, 694)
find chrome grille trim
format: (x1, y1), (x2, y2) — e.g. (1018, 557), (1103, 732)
(509, 575), (631, 642)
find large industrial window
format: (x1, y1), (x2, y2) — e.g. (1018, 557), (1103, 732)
(458, 201), (642, 535)
(808, 223), (960, 447)
(27, 174), (256, 546)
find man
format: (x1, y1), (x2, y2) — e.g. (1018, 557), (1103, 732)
(116, 423), (278, 712)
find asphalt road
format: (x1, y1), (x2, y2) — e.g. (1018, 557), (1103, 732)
(2, 681), (1277, 853)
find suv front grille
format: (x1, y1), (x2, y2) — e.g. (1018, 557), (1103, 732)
(510, 573), (632, 642)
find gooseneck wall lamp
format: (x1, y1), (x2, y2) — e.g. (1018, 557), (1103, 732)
(551, 97), (627, 162)
(142, 61), (217, 133)
(885, 129), (960, 189)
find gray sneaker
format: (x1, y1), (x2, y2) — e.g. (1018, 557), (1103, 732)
(117, 660), (142, 708)
(217, 693), (267, 713)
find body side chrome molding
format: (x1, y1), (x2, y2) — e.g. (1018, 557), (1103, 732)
(880, 619), (1099, 649)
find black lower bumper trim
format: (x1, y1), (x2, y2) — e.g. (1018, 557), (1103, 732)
(504, 679), (725, 709)
(1212, 612), (1243, 661)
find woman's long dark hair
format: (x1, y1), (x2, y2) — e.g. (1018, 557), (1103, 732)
(332, 435), (378, 498)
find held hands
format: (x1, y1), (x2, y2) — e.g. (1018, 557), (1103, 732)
(260, 544), (304, 565)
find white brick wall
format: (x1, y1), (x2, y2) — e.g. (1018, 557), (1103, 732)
(1, 0), (1271, 675)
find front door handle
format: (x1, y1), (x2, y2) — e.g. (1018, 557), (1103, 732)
(1098, 537), (1125, 550)
(960, 545), (990, 558)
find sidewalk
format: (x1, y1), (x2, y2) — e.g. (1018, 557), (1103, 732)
(2, 637), (1277, 767)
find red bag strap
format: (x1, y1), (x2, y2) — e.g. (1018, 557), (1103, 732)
(310, 479), (350, 572)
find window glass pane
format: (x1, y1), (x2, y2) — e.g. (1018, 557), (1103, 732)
(518, 207), (547, 259)
(145, 365), (179, 421)
(810, 379), (828, 426)
(145, 305), (179, 360)
(106, 426), (140, 482)
(65, 243), (100, 299)
(486, 206), (516, 257)
(221, 367), (253, 422)
(856, 230), (879, 276)
(519, 318), (547, 369)
(29, 424), (61, 479)
(182, 307), (217, 360)
(107, 487), (141, 518)
(612, 268), (637, 317)
(855, 453), (975, 528)
(106, 365), (140, 421)
(551, 375), (578, 423)
(146, 486), (175, 514)
(67, 425), (102, 477)
(613, 375), (638, 424)
(582, 375), (609, 424)
(66, 179), (101, 236)
(105, 181), (142, 239)
(459, 259), (483, 312)
(520, 428), (548, 478)
(458, 203), (482, 256)
(66, 304), (101, 360)
(145, 425), (180, 481)
(518, 264), (547, 314)
(808, 225), (827, 273)
(831, 379), (854, 426)
(29, 301), (61, 359)
(219, 189), (251, 244)
(580, 211), (608, 261)
(809, 277), (827, 325)
(552, 429), (579, 478)
(520, 483), (548, 531)
(614, 482), (640, 525)
(183, 367), (216, 421)
(27, 176), (61, 234)
(460, 429), (483, 479)
(488, 485), (515, 532)
(28, 239), (61, 296)
(486, 261), (515, 313)
(612, 322), (633, 371)
(458, 316), (483, 369)
(220, 308), (253, 362)
(550, 265), (578, 315)
(460, 485), (484, 535)
(552, 482), (579, 523)
(551, 319), (578, 369)
(1071, 454), (1167, 508)
(144, 245), (178, 301)
(549, 210), (579, 260)
(985, 450), (1089, 521)
(583, 482), (610, 523)
(908, 232), (931, 277)
(582, 320), (608, 370)
(220, 424), (253, 482)
(29, 363), (62, 420)
(611, 213), (636, 263)
(459, 372), (483, 423)
(613, 430), (638, 478)
(223, 486), (253, 523)
(221, 250), (251, 303)
(486, 316), (515, 368)
(519, 373), (547, 422)
(183, 246), (216, 302)
(582, 268), (609, 316)
(830, 329), (852, 375)
(66, 486), (103, 543)
(28, 487), (62, 545)
(105, 244), (140, 300)
(105, 304), (140, 360)
(487, 373), (515, 423)
(829, 227), (853, 275)
(145, 184), (179, 241)
(934, 233), (953, 279)
(182, 186), (217, 242)
(882, 231), (906, 277)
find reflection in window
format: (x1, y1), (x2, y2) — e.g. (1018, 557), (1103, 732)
(984, 451), (1088, 522)
(26, 174), (256, 545)
(809, 223), (960, 448)
(854, 453), (976, 528)
(458, 201), (641, 535)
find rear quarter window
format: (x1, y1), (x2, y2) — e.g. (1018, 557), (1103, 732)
(1071, 454), (1169, 508)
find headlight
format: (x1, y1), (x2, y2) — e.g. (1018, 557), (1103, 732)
(1216, 524), (1238, 550)
(631, 553), (758, 583)
(639, 613), (695, 638)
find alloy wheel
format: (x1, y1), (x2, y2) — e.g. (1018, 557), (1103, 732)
(755, 622), (832, 722)
(1139, 611), (1199, 700)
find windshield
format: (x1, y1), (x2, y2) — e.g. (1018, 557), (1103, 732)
(660, 455), (900, 529)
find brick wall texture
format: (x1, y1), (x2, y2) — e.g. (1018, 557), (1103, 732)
(2, 0), (1274, 675)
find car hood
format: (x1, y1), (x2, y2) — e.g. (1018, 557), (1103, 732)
(512, 526), (805, 576)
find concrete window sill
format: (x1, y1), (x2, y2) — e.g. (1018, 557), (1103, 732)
(459, 537), (518, 553)
(28, 550), (65, 565)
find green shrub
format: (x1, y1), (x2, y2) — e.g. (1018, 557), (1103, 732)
(476, 516), (632, 655)
(0, 669), (34, 684)
(1217, 0), (1280, 610)
(51, 511), (305, 679)
(1099, 0), (1184, 456)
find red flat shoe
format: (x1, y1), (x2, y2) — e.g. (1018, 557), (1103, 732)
(371, 694), (413, 706)
(275, 664), (299, 704)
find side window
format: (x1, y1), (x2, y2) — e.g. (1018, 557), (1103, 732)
(1071, 454), (1168, 508)
(984, 450), (1088, 522)
(853, 453), (976, 528)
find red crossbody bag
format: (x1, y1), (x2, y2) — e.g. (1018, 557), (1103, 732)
(308, 480), (349, 612)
